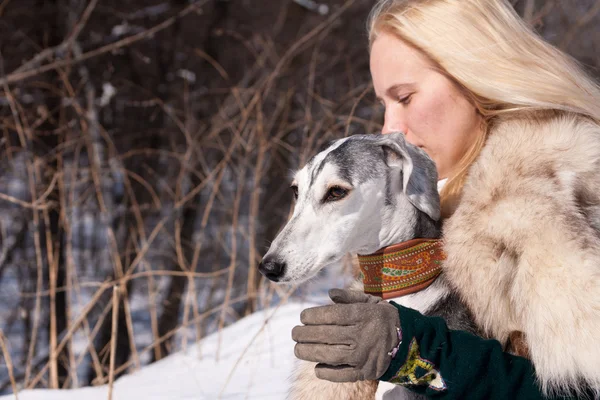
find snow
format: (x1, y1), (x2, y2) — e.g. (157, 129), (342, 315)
(0, 301), (318, 400)
(0, 261), (359, 399)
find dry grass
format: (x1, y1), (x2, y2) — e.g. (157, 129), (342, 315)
(0, 0), (598, 396)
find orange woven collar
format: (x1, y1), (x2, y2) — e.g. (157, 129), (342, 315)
(358, 238), (446, 300)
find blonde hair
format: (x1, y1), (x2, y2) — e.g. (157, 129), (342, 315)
(368, 0), (600, 216)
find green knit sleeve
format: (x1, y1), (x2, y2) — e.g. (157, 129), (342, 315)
(379, 302), (562, 400)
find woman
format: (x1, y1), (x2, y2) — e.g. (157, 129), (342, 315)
(291, 0), (600, 399)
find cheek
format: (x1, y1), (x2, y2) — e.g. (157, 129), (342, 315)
(412, 100), (445, 132)
(408, 90), (478, 176)
(407, 96), (448, 150)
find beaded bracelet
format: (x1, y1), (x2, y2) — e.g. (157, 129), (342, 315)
(387, 326), (402, 358)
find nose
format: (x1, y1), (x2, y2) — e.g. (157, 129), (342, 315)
(258, 256), (286, 282)
(382, 107), (408, 135)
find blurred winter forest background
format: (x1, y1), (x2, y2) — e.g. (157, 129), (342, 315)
(0, 0), (599, 394)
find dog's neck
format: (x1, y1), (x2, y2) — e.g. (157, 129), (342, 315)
(358, 237), (445, 299)
(410, 211), (441, 240)
(377, 206), (441, 249)
(359, 210), (444, 300)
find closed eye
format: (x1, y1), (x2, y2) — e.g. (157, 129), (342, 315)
(290, 185), (299, 200)
(397, 94), (412, 105)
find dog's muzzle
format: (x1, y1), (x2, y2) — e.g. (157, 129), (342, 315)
(258, 256), (286, 282)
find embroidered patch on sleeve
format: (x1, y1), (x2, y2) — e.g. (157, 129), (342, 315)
(388, 337), (447, 392)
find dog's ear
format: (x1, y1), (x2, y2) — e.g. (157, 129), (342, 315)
(376, 132), (441, 221)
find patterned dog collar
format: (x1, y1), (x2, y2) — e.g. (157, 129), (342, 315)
(358, 238), (446, 300)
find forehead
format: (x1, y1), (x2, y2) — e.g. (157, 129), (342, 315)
(294, 136), (383, 186)
(370, 32), (432, 92)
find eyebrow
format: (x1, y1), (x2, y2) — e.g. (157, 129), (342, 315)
(376, 83), (416, 102)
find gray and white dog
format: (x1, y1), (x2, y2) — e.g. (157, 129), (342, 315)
(259, 133), (476, 400)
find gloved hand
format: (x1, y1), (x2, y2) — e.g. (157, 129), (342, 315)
(292, 288), (401, 382)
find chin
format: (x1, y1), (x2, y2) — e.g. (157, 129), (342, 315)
(283, 265), (328, 284)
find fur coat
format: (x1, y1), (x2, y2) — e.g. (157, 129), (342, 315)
(443, 110), (600, 396)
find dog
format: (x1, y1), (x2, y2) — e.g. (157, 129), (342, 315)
(259, 133), (477, 399)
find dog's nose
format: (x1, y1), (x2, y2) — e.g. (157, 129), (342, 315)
(259, 257), (286, 282)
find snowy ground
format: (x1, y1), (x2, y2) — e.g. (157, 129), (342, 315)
(0, 301), (318, 400)
(0, 262), (356, 400)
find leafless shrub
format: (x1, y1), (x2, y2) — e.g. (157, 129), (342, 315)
(0, 0), (598, 393)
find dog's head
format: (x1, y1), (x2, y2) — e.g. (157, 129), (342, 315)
(259, 133), (440, 283)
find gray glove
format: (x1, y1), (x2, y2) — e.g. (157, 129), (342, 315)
(292, 288), (401, 382)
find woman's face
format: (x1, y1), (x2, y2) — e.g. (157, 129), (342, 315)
(370, 31), (483, 179)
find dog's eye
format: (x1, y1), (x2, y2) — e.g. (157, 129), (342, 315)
(290, 185), (299, 199)
(324, 186), (348, 202)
